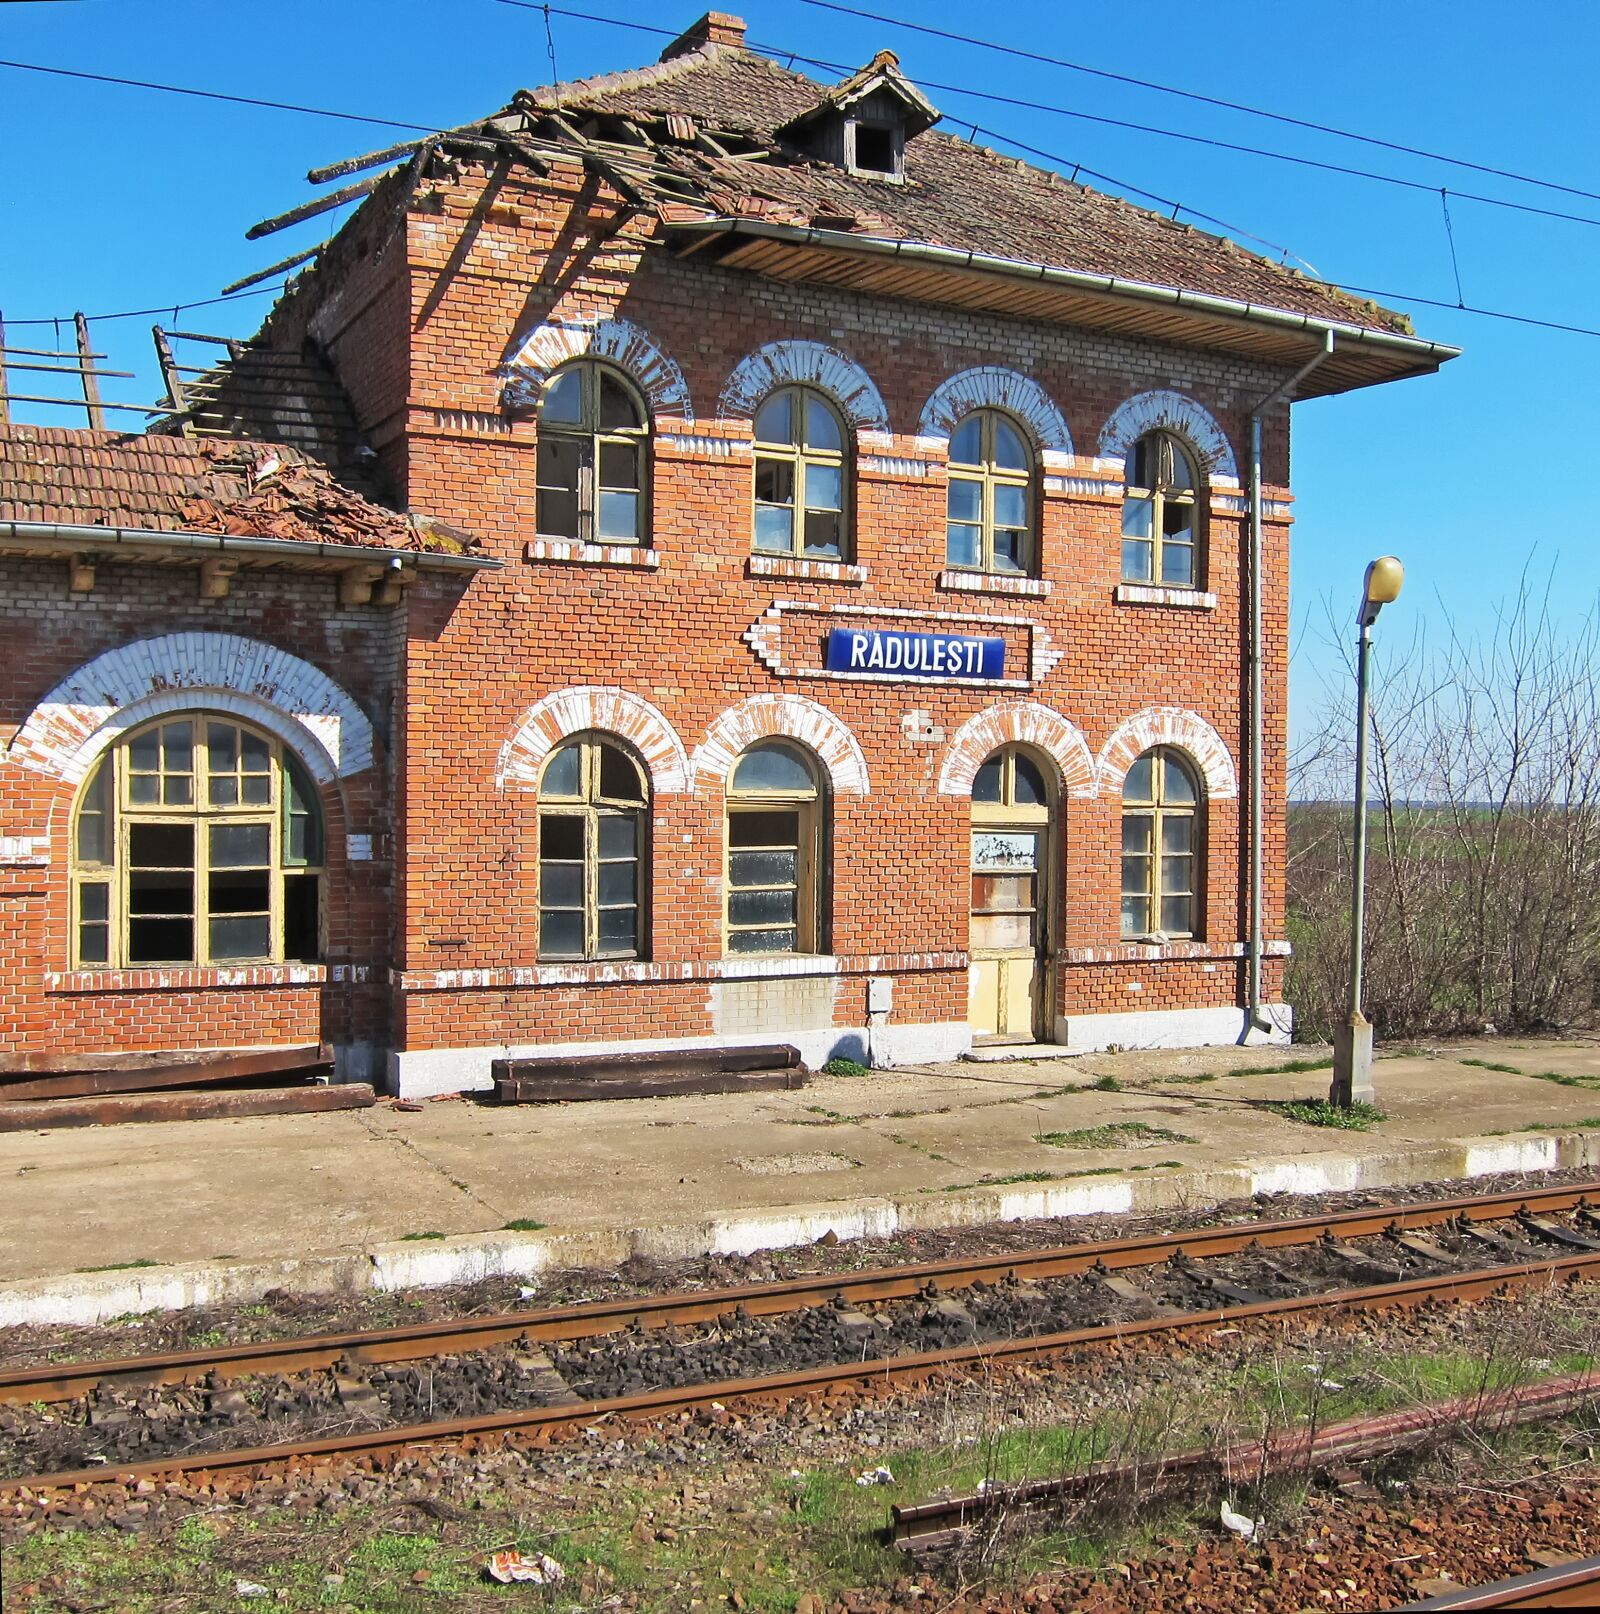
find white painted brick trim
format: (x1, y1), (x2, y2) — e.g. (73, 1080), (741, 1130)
(1097, 390), (1240, 485)
(497, 686), (690, 795)
(917, 367), (1073, 457)
(691, 693), (870, 796)
(524, 538), (661, 568)
(499, 314), (693, 420)
(397, 950), (966, 991)
(7, 633), (374, 785)
(937, 700), (1099, 799)
(717, 339), (889, 431)
(1096, 706), (1239, 799)
(0, 835), (49, 866)
(1114, 583), (1217, 610)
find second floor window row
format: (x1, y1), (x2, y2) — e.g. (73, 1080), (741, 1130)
(536, 365), (1209, 585)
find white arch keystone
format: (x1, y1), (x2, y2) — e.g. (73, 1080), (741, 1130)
(497, 687), (689, 794)
(691, 695), (869, 796)
(937, 702), (1097, 798)
(1097, 707), (1238, 798)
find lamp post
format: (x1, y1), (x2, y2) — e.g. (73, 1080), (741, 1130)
(1330, 555), (1405, 1109)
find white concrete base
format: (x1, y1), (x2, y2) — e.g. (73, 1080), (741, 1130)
(8, 1126), (1597, 1329)
(390, 1020), (974, 1098)
(1062, 1003), (1293, 1053)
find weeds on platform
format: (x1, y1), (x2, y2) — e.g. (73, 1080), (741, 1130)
(820, 1057), (871, 1078)
(1261, 1097), (1387, 1129)
(1038, 1121), (1195, 1150)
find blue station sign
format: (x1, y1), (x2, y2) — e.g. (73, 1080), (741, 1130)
(825, 627), (1005, 681)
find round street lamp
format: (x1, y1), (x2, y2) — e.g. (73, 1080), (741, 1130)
(1330, 556), (1405, 1109)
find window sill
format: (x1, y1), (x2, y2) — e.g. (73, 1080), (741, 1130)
(524, 539), (660, 569)
(1114, 582), (1216, 609)
(938, 570), (1052, 599)
(42, 963), (371, 993)
(747, 554), (867, 585)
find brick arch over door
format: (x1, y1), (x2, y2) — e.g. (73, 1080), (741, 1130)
(1097, 707), (1239, 799)
(499, 315), (693, 420)
(717, 340), (890, 432)
(7, 633), (374, 786)
(937, 701), (1098, 798)
(497, 686), (690, 795)
(917, 367), (1074, 460)
(691, 695), (870, 796)
(1097, 390), (1239, 486)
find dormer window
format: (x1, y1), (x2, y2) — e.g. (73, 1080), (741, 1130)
(777, 49), (938, 184)
(848, 118), (901, 179)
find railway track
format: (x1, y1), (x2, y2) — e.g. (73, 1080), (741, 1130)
(5, 1180), (1600, 1496)
(1399, 1554), (1600, 1608)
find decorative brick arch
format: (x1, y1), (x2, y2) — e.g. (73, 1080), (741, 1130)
(500, 315), (692, 420)
(1097, 708), (1238, 799)
(691, 695), (869, 796)
(497, 687), (690, 795)
(937, 702), (1098, 799)
(1098, 390), (1239, 485)
(917, 367), (1073, 458)
(7, 634), (374, 786)
(718, 340), (889, 432)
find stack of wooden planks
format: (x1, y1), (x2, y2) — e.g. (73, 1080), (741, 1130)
(491, 1044), (809, 1104)
(0, 1044), (374, 1131)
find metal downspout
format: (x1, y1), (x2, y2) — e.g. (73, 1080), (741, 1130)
(1246, 330), (1334, 1035)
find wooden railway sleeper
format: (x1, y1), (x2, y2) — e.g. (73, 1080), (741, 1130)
(1388, 1231), (1462, 1266)
(1092, 1272), (1185, 1317)
(1180, 1270), (1274, 1307)
(1457, 1221), (1530, 1257)
(1322, 1237), (1407, 1281)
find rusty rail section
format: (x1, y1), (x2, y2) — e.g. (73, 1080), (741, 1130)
(1398, 1554), (1600, 1609)
(5, 1182), (1600, 1496)
(6, 1180), (1597, 1411)
(892, 1371), (1600, 1553)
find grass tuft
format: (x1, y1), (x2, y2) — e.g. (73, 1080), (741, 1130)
(1263, 1097), (1387, 1130)
(399, 1230), (447, 1241)
(1040, 1121), (1195, 1150)
(821, 1057), (871, 1078)
(1089, 1074), (1124, 1092)
(502, 1218), (546, 1232)
(74, 1257), (160, 1274)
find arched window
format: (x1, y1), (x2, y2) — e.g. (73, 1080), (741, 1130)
(946, 410), (1033, 576)
(536, 362), (649, 545)
(71, 715), (323, 968)
(1120, 747), (1199, 939)
(753, 386), (848, 560)
(1122, 431), (1199, 586)
(537, 735), (648, 960)
(725, 740), (825, 956)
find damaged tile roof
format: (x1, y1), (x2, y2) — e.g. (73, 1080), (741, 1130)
(502, 36), (1414, 337)
(0, 426), (481, 555)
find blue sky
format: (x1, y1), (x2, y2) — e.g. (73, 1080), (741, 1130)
(4, 0), (1597, 746)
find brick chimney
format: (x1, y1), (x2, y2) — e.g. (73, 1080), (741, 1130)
(660, 12), (747, 59)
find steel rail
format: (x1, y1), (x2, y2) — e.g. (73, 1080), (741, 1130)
(1397, 1554), (1600, 1609)
(4, 1180), (1596, 1409)
(7, 1246), (1600, 1496)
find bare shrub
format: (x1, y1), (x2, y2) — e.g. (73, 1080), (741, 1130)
(1289, 570), (1600, 1040)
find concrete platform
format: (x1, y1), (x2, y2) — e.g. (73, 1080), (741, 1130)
(3, 1036), (1599, 1327)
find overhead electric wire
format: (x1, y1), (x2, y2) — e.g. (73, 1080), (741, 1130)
(5, 10), (1596, 340)
(796, 0), (1600, 208)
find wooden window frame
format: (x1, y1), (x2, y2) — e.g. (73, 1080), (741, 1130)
(845, 116), (905, 180)
(1122, 430), (1202, 588)
(945, 409), (1037, 578)
(1119, 746), (1201, 941)
(69, 715), (325, 970)
(724, 741), (826, 957)
(536, 735), (650, 963)
(752, 384), (852, 561)
(970, 743), (1055, 952)
(535, 361), (651, 547)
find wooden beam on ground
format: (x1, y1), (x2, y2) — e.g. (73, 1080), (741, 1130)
(493, 1068), (808, 1104)
(0, 1083), (374, 1132)
(245, 175), (387, 241)
(0, 1043), (328, 1079)
(496, 1044), (801, 1085)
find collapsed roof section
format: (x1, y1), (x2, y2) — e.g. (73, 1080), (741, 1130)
(226, 12), (1456, 401)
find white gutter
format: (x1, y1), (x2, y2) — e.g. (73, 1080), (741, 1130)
(670, 218), (1461, 377)
(1244, 331), (1335, 1034)
(0, 519), (501, 573)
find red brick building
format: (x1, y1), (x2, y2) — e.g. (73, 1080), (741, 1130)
(0, 15), (1458, 1094)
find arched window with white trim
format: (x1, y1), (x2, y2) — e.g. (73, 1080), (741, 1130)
(71, 714), (324, 968)
(536, 361), (649, 545)
(1120, 746), (1200, 939)
(725, 740), (827, 956)
(537, 734), (649, 961)
(1122, 430), (1200, 587)
(946, 409), (1034, 576)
